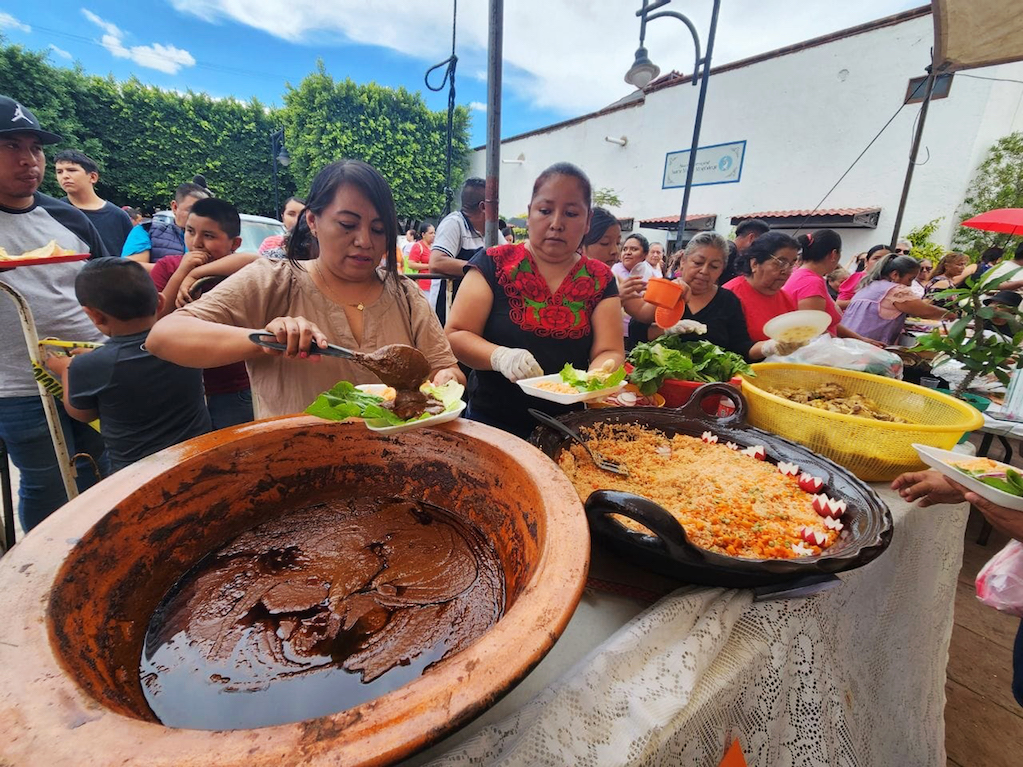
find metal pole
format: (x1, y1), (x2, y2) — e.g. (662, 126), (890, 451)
(674, 0), (720, 251)
(0, 281), (78, 502)
(0, 438), (14, 553)
(484, 0), (504, 249)
(270, 131), (281, 220)
(889, 68), (936, 248)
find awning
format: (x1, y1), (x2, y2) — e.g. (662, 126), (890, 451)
(932, 0), (1023, 72)
(637, 214), (717, 231)
(730, 207), (881, 230)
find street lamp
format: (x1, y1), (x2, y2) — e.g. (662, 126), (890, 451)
(269, 128), (290, 219)
(625, 0), (720, 252)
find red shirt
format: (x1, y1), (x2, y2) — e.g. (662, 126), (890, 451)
(150, 255), (250, 396)
(722, 276), (797, 342)
(408, 241), (431, 291)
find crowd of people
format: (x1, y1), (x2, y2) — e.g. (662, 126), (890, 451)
(0, 92), (1019, 517)
(2, 90), (1022, 710)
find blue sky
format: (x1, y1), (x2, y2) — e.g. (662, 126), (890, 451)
(0, 1), (920, 147)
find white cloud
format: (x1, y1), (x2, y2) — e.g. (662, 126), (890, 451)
(82, 8), (196, 75)
(168, 0), (921, 116)
(81, 9), (118, 37)
(468, 101), (486, 112)
(49, 44), (73, 60)
(0, 11), (30, 33)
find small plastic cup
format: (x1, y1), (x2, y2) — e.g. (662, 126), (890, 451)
(643, 277), (683, 308)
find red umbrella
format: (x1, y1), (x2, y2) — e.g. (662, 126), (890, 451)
(960, 208), (1023, 236)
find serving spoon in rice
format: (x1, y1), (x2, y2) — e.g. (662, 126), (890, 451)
(528, 408), (629, 476)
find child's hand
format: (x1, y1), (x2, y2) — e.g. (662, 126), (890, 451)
(181, 250), (211, 271)
(263, 316), (329, 358)
(176, 275), (198, 308)
(43, 352), (72, 376)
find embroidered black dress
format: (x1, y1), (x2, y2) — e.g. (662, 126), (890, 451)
(465, 243), (618, 439)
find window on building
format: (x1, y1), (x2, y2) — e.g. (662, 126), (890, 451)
(905, 73), (953, 104)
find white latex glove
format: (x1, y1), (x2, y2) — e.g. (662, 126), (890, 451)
(586, 358), (617, 379)
(761, 338), (806, 357)
(662, 319), (708, 337)
(490, 346), (544, 382)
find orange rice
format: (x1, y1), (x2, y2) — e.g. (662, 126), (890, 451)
(557, 423), (839, 559)
(534, 381), (580, 395)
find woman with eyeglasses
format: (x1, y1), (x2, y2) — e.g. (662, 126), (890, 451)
(912, 258), (933, 297)
(623, 232), (792, 359)
(723, 232), (803, 348)
(782, 229), (879, 345)
(841, 254), (953, 344)
(835, 244), (890, 310)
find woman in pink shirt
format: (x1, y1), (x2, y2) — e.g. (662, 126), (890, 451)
(783, 229), (878, 344)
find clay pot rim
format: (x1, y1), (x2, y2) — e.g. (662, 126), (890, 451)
(0, 417), (589, 766)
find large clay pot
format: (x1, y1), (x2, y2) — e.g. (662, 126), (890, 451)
(0, 417), (588, 766)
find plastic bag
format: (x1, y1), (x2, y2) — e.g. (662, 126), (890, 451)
(764, 336), (903, 379)
(976, 539), (1023, 617)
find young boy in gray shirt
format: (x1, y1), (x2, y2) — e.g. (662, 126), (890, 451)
(45, 258), (211, 472)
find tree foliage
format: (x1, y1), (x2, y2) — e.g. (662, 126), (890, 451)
(280, 62), (470, 220)
(593, 187), (622, 208)
(953, 132), (1023, 256)
(0, 42), (470, 220)
(906, 218), (946, 264)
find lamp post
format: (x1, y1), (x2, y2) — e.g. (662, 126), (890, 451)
(625, 0), (720, 252)
(269, 128), (291, 219)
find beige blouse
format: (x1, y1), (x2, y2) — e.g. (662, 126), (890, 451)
(178, 259), (458, 417)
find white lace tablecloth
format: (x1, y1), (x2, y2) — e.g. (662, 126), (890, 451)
(404, 484), (968, 767)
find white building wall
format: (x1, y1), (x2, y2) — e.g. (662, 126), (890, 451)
(471, 12), (1023, 255)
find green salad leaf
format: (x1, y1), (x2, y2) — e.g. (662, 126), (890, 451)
(558, 363), (626, 392)
(626, 339), (754, 395)
(306, 380), (465, 426)
(953, 463), (1023, 498)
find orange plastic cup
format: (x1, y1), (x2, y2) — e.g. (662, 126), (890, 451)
(654, 298), (686, 329)
(643, 277), (683, 308)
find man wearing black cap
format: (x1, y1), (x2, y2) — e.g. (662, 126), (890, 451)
(0, 95), (107, 531)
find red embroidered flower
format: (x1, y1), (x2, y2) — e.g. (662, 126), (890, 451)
(539, 304), (575, 331)
(514, 271), (548, 303)
(564, 278), (596, 302)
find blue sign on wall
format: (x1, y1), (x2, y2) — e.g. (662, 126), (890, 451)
(662, 140), (746, 189)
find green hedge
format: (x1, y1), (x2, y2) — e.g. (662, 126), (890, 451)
(0, 42), (469, 219)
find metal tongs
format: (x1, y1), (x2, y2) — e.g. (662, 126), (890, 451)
(249, 332), (357, 359)
(529, 408), (629, 476)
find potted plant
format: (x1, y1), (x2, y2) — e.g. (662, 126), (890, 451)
(911, 269), (1023, 398)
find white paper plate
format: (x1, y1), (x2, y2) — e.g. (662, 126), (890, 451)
(912, 443), (1023, 511)
(517, 373), (626, 404)
(762, 310), (831, 344)
(355, 384), (466, 434)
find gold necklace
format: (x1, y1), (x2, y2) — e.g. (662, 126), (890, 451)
(316, 260), (366, 311)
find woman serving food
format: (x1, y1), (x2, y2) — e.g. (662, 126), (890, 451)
(445, 162), (624, 438)
(622, 232), (796, 360)
(147, 160), (462, 418)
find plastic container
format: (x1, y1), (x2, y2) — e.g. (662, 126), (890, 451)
(643, 278), (683, 308)
(740, 363), (985, 481)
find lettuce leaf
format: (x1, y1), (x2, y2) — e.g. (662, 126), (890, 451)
(558, 363), (626, 392)
(305, 381), (386, 421)
(626, 339), (754, 395)
(306, 380), (465, 426)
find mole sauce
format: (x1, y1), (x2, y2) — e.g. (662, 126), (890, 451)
(140, 497), (505, 730)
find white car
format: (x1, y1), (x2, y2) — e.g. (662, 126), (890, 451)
(151, 212), (285, 253)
